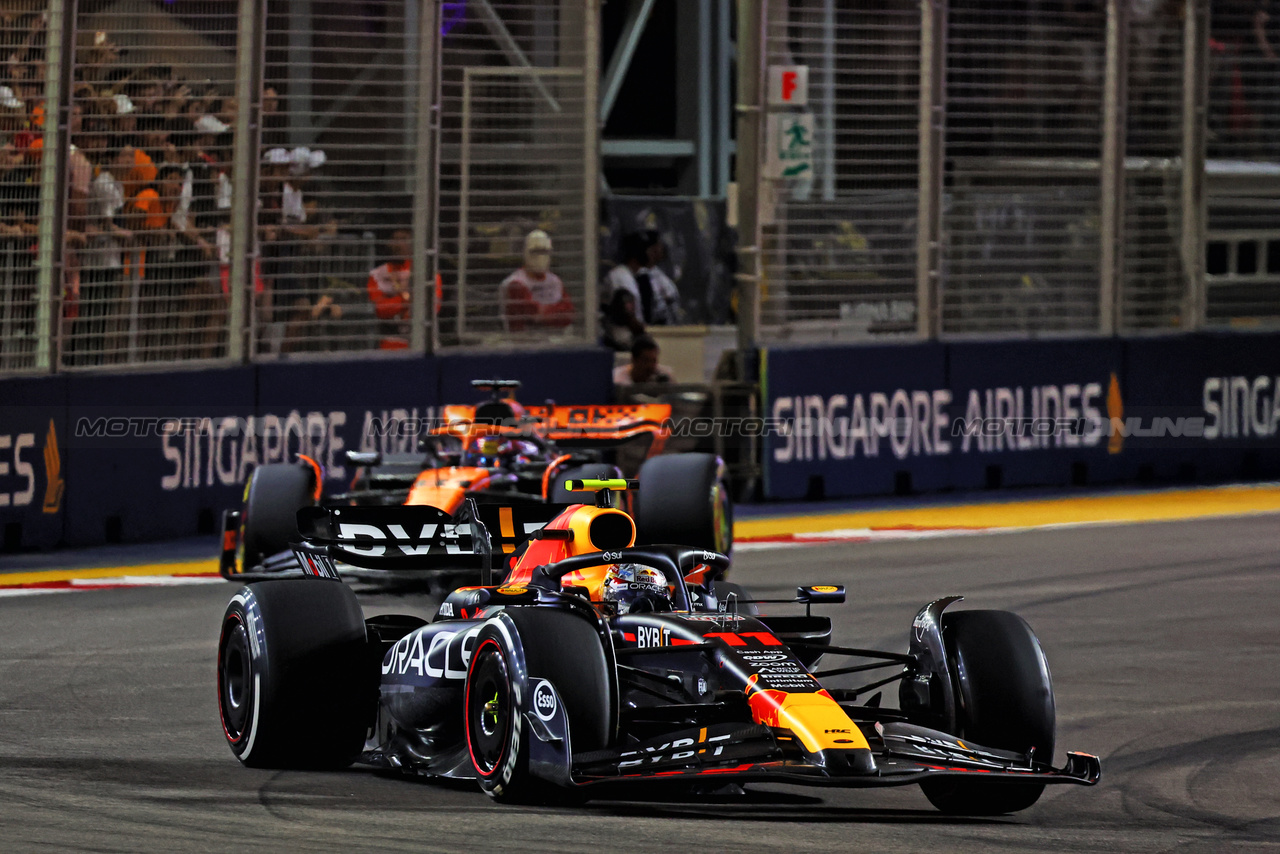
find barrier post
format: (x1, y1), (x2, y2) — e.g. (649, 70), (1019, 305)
(1099, 0), (1128, 335)
(34, 0), (73, 372)
(411, 0), (439, 353)
(916, 0), (946, 340)
(1180, 0), (1208, 331)
(734, 0), (766, 377)
(229, 0), (265, 362)
(582, 0), (601, 343)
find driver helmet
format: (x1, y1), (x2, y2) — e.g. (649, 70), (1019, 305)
(601, 564), (672, 615)
(462, 436), (540, 468)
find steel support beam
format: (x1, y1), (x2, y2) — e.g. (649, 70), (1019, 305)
(600, 0), (656, 123)
(1099, 0), (1129, 335)
(287, 0), (313, 147)
(34, 0), (73, 370)
(698, 0), (714, 197)
(916, 0), (946, 339)
(717, 0), (734, 195)
(819, 0), (836, 202)
(474, 0), (561, 112)
(1180, 0), (1208, 331)
(583, 0), (601, 342)
(735, 0), (766, 375)
(412, 0), (440, 353)
(229, 0), (265, 362)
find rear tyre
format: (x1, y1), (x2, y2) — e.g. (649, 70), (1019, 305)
(920, 609), (1056, 815)
(635, 453), (732, 553)
(465, 608), (613, 803)
(239, 463), (316, 569)
(547, 463), (620, 504)
(218, 579), (373, 769)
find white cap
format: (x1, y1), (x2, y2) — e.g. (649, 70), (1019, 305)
(524, 229), (552, 275)
(525, 229), (551, 253)
(194, 114), (228, 134)
(263, 147), (290, 165)
(0, 86), (22, 111)
(288, 146), (325, 174)
(112, 93), (135, 115)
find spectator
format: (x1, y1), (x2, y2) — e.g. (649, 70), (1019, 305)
(365, 226), (413, 349)
(640, 230), (685, 323)
(131, 163), (187, 359)
(613, 334), (675, 386)
(79, 117), (136, 364)
(258, 145), (331, 352)
(600, 287), (645, 351)
(172, 116), (226, 358)
(604, 230), (682, 326)
(499, 228), (574, 332)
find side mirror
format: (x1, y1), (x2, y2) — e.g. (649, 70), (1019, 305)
(796, 585), (845, 605)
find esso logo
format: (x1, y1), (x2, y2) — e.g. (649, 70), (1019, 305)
(532, 680), (558, 721)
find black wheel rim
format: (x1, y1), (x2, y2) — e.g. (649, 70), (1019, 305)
(219, 618), (253, 742)
(467, 644), (511, 775)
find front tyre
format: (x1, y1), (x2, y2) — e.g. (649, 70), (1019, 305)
(464, 608), (613, 803)
(920, 609), (1056, 815)
(218, 579), (373, 769)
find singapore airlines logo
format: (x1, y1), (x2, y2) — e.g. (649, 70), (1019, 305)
(43, 419), (63, 514)
(1107, 372), (1124, 455)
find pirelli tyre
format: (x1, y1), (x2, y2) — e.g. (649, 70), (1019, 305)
(920, 610), (1057, 815)
(635, 453), (732, 554)
(238, 463), (316, 569)
(218, 579), (373, 769)
(547, 463), (620, 504)
(464, 608), (613, 803)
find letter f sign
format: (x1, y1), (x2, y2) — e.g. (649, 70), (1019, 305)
(782, 71), (798, 102)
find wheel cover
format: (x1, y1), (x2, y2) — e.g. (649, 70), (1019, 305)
(467, 643), (512, 775)
(218, 617), (253, 743)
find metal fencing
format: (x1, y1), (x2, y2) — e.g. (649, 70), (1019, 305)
(58, 0), (240, 368)
(759, 2), (921, 341)
(437, 0), (597, 347)
(1, 1), (53, 373)
(0, 0), (599, 377)
(745, 0), (1280, 342)
(9, 1), (1280, 378)
(940, 1), (1105, 336)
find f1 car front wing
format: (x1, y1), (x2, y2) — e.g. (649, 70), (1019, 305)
(567, 719), (1100, 789)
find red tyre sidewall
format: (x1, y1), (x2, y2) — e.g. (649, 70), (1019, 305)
(465, 634), (522, 792)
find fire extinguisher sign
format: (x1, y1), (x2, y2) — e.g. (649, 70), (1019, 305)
(767, 65), (808, 107)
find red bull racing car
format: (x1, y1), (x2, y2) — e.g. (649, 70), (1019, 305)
(220, 379), (731, 582)
(216, 479), (1099, 813)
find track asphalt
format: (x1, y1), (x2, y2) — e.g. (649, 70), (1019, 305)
(1, 509), (1277, 851)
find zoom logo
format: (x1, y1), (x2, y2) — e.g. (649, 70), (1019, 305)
(532, 679), (558, 721)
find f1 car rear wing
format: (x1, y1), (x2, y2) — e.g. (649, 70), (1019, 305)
(291, 504), (487, 573)
(436, 403), (672, 447)
(287, 500), (574, 585)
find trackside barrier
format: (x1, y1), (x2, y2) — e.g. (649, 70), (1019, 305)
(0, 348), (611, 549)
(764, 334), (1280, 500)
